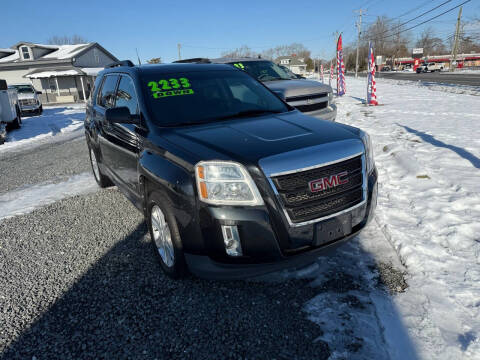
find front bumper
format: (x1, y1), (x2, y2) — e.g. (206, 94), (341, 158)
(304, 103), (337, 121)
(184, 168), (377, 279)
(19, 103), (41, 113)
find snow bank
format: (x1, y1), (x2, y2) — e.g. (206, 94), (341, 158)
(332, 76), (480, 359)
(1, 104), (85, 153)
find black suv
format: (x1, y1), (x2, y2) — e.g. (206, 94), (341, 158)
(84, 61), (377, 279)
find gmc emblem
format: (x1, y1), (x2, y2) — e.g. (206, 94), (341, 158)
(309, 171), (348, 192)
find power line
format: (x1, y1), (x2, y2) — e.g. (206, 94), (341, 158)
(366, 0), (472, 42)
(381, 0), (453, 38)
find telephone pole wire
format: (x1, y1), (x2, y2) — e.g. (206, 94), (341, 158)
(450, 6), (462, 72)
(177, 43), (182, 61)
(355, 9), (365, 78)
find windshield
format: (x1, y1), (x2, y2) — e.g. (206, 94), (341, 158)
(11, 85), (34, 93)
(142, 70), (290, 127)
(227, 60), (292, 81)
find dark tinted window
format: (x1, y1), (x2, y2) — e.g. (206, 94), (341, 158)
(142, 70), (289, 127)
(98, 75), (118, 108)
(228, 61), (292, 81)
(115, 76), (138, 114)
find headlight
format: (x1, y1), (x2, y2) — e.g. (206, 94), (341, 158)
(195, 161), (264, 206)
(328, 91), (334, 105)
(360, 130), (375, 173)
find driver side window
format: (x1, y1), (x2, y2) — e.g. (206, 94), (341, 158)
(115, 75), (139, 115)
(98, 75), (119, 108)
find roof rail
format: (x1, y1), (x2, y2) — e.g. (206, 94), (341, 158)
(105, 60), (135, 68)
(173, 58), (211, 64)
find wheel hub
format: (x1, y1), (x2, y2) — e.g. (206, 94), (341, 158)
(151, 205), (175, 267)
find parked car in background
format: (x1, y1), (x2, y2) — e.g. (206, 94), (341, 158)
(380, 66), (391, 72)
(0, 79), (22, 143)
(84, 61), (377, 279)
(416, 62), (444, 73)
(9, 84), (43, 115)
(175, 57), (336, 121)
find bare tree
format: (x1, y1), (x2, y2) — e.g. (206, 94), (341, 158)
(221, 45), (258, 58)
(147, 57), (162, 64)
(261, 43), (311, 60)
(415, 27), (446, 56)
(47, 35), (88, 45)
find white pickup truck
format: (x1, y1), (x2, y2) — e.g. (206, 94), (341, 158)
(0, 79), (22, 144)
(416, 62), (444, 73)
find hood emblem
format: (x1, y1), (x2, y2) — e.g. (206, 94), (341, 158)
(309, 171), (348, 192)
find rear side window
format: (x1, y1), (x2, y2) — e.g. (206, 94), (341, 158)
(115, 75), (138, 114)
(98, 75), (118, 108)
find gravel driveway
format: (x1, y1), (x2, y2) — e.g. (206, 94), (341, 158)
(0, 189), (330, 360)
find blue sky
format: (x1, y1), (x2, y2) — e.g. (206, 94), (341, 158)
(2, 0), (479, 62)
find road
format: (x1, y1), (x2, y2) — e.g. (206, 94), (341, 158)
(355, 71), (480, 86)
(0, 111), (407, 359)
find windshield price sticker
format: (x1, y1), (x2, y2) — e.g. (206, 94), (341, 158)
(148, 78), (194, 98)
(233, 63), (245, 70)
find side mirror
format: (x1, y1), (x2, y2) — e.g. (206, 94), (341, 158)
(105, 107), (138, 124)
(36, 91), (42, 94)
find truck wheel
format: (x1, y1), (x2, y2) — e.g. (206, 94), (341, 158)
(37, 105), (43, 115)
(147, 192), (187, 278)
(88, 147), (113, 188)
(8, 107), (22, 130)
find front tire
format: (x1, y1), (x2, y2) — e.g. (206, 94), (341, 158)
(88, 147), (113, 188)
(8, 107), (22, 130)
(147, 192), (187, 279)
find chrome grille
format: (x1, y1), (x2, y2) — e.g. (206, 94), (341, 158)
(286, 92), (328, 113)
(19, 99), (37, 106)
(270, 155), (365, 224)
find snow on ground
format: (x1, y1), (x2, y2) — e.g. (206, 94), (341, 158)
(0, 173), (98, 220)
(329, 76), (480, 359)
(1, 104), (85, 153)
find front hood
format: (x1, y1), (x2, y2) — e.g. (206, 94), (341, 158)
(264, 79), (332, 98)
(159, 111), (359, 165)
(17, 93), (36, 100)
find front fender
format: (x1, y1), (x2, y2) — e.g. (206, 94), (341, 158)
(139, 150), (205, 254)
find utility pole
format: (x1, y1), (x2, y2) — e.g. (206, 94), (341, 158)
(450, 6), (463, 72)
(354, 9), (365, 78)
(177, 43), (182, 61)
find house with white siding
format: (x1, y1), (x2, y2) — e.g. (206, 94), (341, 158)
(275, 55), (307, 76)
(0, 42), (118, 103)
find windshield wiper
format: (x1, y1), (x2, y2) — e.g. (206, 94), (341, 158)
(169, 110), (283, 127)
(262, 77), (291, 81)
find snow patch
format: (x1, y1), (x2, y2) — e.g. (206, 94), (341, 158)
(333, 76), (480, 359)
(1, 104), (85, 154)
(0, 173), (98, 220)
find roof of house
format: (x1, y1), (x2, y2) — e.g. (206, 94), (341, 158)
(0, 42), (116, 64)
(0, 50), (20, 63)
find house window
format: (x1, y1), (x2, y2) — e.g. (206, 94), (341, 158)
(21, 46), (30, 60)
(94, 48), (100, 64)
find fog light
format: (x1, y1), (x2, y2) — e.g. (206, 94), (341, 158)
(221, 225), (242, 256)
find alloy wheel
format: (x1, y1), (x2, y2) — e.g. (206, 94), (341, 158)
(151, 205), (175, 267)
